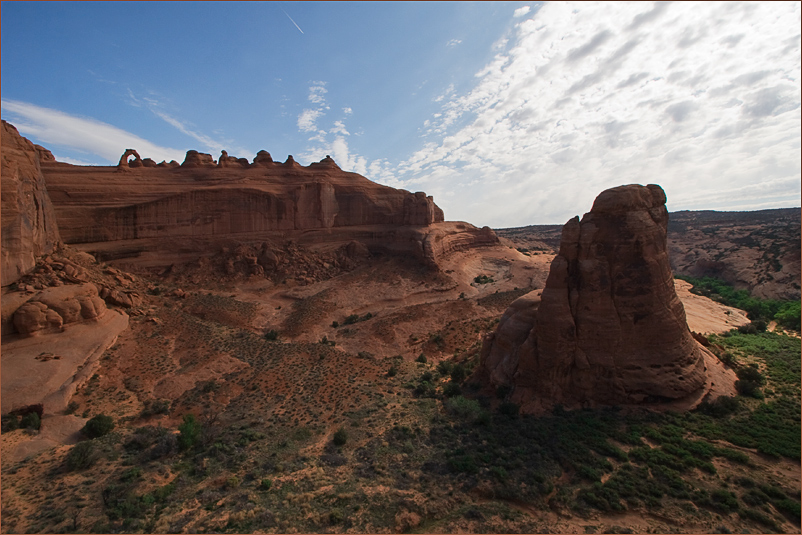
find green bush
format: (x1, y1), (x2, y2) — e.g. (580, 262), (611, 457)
(21, 412), (40, 431)
(445, 396), (482, 421)
(178, 414), (201, 451)
(443, 381), (462, 398)
(333, 428), (348, 446)
(437, 361), (453, 375)
(450, 363), (467, 383)
(81, 414), (114, 438)
(260, 478), (272, 490)
(66, 440), (97, 471)
(387, 365), (397, 377)
(264, 329), (279, 341)
(416, 353), (427, 364)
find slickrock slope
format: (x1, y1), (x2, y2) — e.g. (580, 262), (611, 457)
(1, 121), (61, 286)
(38, 146), (496, 271)
(480, 184), (732, 410)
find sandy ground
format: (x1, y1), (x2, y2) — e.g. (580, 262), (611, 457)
(675, 279), (750, 334)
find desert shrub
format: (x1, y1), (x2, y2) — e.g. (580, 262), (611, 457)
(81, 414), (114, 438)
(445, 396), (482, 421)
(66, 440), (97, 471)
(443, 381), (462, 398)
(333, 427), (348, 446)
(437, 361), (453, 375)
(710, 489), (739, 512)
(447, 453), (478, 474)
(150, 432), (178, 458)
(178, 414), (201, 451)
(1, 413), (19, 432)
(450, 363), (467, 383)
(331, 320), (339, 328)
(697, 396), (740, 418)
(21, 412), (40, 431)
(474, 275), (494, 284)
(329, 509), (344, 524)
(735, 366), (765, 398)
(260, 478), (272, 490)
(387, 365), (397, 377)
(264, 329), (279, 341)
(416, 353), (428, 364)
(499, 401), (520, 417)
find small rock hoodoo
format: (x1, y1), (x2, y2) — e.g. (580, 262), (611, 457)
(480, 184), (713, 410)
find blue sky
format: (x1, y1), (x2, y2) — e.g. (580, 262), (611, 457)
(2, 1), (800, 227)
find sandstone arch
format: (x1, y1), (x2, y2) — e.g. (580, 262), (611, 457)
(117, 149), (142, 168)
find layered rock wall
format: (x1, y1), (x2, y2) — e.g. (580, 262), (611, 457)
(1, 121), (61, 286)
(480, 184), (709, 408)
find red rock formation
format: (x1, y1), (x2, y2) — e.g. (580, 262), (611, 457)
(252, 150), (274, 166)
(28, 139), (493, 272)
(181, 150), (216, 168)
(117, 149), (142, 168)
(1, 121), (62, 286)
(12, 283), (108, 337)
(480, 184), (710, 409)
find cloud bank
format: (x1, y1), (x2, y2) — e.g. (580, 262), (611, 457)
(394, 1), (801, 226)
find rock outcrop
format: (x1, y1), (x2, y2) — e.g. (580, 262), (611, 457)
(1, 121), (62, 286)
(12, 283), (108, 337)
(480, 184), (713, 409)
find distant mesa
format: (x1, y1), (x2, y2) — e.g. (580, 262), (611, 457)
(478, 184), (734, 411)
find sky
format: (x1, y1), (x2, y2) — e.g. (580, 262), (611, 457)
(2, 1), (800, 227)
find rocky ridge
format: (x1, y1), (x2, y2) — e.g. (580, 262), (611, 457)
(480, 184), (735, 411)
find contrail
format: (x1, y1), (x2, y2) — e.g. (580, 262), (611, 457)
(282, 9), (304, 34)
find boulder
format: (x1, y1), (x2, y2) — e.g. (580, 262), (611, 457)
(480, 184), (708, 408)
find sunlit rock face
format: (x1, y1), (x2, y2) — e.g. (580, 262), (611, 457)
(1, 120), (62, 286)
(480, 184), (708, 408)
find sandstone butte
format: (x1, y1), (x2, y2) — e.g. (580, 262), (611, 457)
(478, 184), (736, 412)
(0, 120), (496, 278)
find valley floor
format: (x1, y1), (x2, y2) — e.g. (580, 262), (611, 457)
(1, 244), (800, 534)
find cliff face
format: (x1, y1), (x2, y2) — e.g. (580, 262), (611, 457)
(34, 145), (490, 271)
(480, 184), (710, 408)
(1, 121), (61, 286)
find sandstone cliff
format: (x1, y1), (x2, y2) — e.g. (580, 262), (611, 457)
(1, 121), (61, 286)
(480, 184), (720, 410)
(38, 145), (494, 271)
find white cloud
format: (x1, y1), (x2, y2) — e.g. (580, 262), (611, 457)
(446, 39), (462, 47)
(330, 120), (350, 136)
(297, 108), (324, 132)
(2, 99), (184, 164)
(308, 81), (328, 105)
(343, 107), (353, 115)
(149, 108), (227, 154)
(513, 6), (531, 18)
(392, 1), (801, 226)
